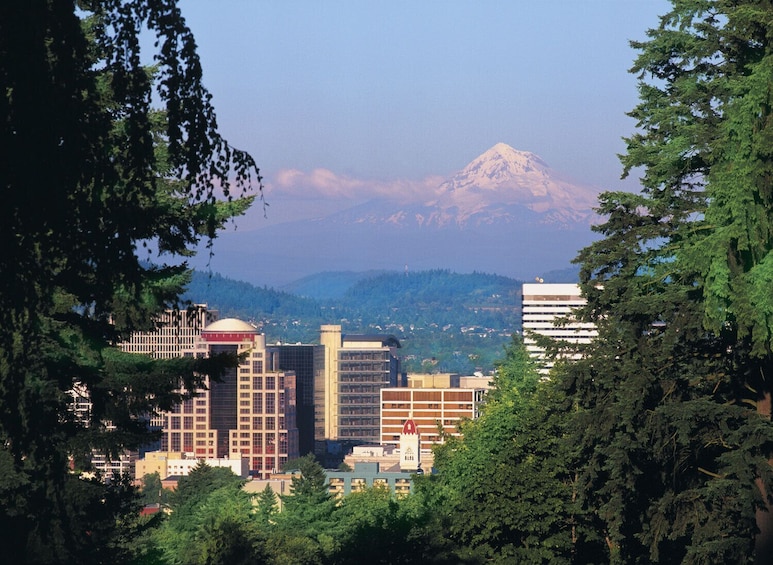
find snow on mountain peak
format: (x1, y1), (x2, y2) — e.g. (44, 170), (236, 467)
(432, 143), (600, 224)
(444, 143), (551, 193)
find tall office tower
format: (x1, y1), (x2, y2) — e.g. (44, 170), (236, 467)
(272, 343), (325, 456)
(318, 325), (401, 445)
(159, 318), (299, 478)
(521, 283), (596, 371)
(118, 304), (218, 358)
(67, 382), (138, 479)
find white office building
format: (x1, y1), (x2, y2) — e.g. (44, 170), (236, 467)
(521, 283), (596, 372)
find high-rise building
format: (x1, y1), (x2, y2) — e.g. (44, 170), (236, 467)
(158, 318), (299, 478)
(521, 283), (596, 371)
(273, 343), (325, 456)
(69, 305), (220, 481)
(68, 382), (139, 479)
(118, 304), (218, 358)
(317, 325), (401, 445)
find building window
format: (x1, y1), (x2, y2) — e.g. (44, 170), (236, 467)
(266, 393), (275, 413)
(252, 361), (263, 374)
(279, 432), (287, 454)
(252, 393), (262, 413)
(266, 416), (276, 430)
(266, 376), (275, 390)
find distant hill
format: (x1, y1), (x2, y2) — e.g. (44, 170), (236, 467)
(540, 266), (580, 283)
(183, 271), (322, 323)
(280, 270), (390, 300)
(182, 269), (524, 373)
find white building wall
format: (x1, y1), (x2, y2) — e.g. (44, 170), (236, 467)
(521, 283), (597, 372)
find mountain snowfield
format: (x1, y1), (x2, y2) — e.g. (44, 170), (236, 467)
(191, 143), (605, 286)
(317, 142), (601, 228)
(432, 142), (600, 224)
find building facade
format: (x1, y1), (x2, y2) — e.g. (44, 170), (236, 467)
(118, 304), (218, 358)
(317, 325), (401, 445)
(158, 318), (299, 478)
(326, 462), (413, 498)
(521, 283), (596, 371)
(380, 386), (485, 451)
(273, 343), (325, 457)
(135, 451), (249, 481)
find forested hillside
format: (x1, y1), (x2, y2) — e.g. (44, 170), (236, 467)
(183, 269), (525, 373)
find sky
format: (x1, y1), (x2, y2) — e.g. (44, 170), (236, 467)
(176, 0), (673, 205)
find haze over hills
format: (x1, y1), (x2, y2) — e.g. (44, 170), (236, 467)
(190, 143), (603, 287)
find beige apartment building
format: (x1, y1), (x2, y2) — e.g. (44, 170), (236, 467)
(317, 325), (401, 445)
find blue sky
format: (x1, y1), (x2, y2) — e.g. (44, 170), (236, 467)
(178, 0), (671, 197)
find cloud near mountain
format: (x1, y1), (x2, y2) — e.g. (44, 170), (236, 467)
(271, 167), (446, 204)
(269, 143), (600, 221)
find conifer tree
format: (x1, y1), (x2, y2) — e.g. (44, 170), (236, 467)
(431, 337), (598, 563)
(0, 1), (260, 559)
(568, 1), (773, 562)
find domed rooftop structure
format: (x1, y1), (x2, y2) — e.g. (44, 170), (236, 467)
(202, 318), (258, 334)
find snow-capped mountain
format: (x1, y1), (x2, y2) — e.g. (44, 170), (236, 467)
(190, 143), (605, 286)
(326, 142), (601, 228)
(436, 142), (599, 220)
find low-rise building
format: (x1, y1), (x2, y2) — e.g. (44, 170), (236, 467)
(325, 462), (413, 498)
(135, 451), (250, 481)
